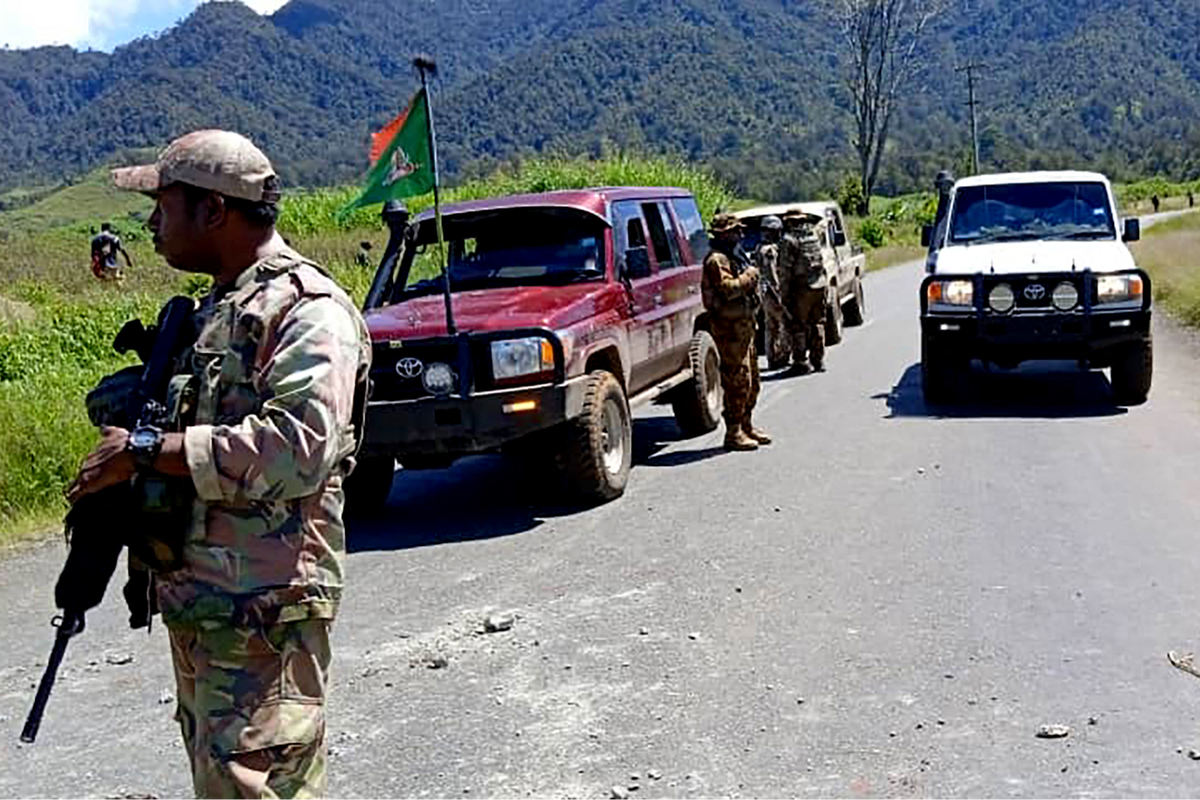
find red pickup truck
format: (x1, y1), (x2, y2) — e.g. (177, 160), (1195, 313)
(349, 187), (723, 510)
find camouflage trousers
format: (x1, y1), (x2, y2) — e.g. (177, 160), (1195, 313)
(787, 288), (826, 369)
(168, 618), (331, 799)
(711, 316), (760, 429)
(761, 288), (791, 368)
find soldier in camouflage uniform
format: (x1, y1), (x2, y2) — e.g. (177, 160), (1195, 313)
(67, 130), (371, 798)
(753, 215), (790, 369)
(778, 209), (827, 374)
(701, 213), (771, 451)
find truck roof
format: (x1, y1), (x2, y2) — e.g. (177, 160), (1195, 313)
(733, 201), (836, 220)
(412, 186), (693, 225)
(953, 170), (1112, 189)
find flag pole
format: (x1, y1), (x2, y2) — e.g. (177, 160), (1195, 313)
(413, 55), (456, 336)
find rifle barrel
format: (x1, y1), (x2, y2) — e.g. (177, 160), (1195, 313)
(20, 612), (83, 744)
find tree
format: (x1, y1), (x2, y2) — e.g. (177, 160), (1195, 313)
(819, 0), (949, 214)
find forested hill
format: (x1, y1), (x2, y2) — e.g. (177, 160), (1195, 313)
(3, 0), (1200, 202)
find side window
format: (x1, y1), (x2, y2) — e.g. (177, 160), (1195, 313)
(670, 196), (708, 263)
(826, 209), (847, 247)
(641, 202), (679, 269)
(612, 200), (652, 279)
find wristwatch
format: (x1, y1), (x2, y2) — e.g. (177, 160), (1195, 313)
(126, 424), (165, 471)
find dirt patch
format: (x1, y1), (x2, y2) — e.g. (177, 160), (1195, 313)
(0, 296), (34, 326)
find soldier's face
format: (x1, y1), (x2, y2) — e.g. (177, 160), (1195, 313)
(147, 184), (216, 273)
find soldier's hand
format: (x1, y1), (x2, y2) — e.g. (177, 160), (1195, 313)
(742, 266), (760, 287)
(66, 426), (135, 505)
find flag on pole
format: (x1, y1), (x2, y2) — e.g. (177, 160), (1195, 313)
(339, 89), (435, 217)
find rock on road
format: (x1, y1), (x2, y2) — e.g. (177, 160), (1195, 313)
(4, 240), (1200, 797)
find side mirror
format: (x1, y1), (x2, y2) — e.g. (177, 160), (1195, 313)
(921, 224), (934, 248)
(832, 229), (847, 248)
(624, 247), (652, 280)
(1123, 218), (1141, 243)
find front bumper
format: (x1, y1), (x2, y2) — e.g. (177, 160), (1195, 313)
(361, 375), (590, 457)
(920, 270), (1152, 364)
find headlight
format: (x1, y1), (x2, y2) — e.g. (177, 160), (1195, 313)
(421, 362), (456, 396)
(1052, 282), (1079, 311)
(927, 279), (974, 308)
(491, 337), (555, 380)
(1096, 274), (1144, 305)
(988, 284), (1015, 313)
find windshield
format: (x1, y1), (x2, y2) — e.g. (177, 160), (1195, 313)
(948, 181), (1116, 244)
(401, 208), (607, 298)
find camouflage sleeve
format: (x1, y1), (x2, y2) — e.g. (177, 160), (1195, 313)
(184, 296), (363, 504)
(704, 252), (753, 303)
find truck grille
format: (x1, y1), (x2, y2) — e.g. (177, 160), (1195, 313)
(369, 339), (495, 401)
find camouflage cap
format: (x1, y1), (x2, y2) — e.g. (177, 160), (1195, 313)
(760, 215), (783, 231)
(112, 130), (280, 202)
(709, 212), (745, 233)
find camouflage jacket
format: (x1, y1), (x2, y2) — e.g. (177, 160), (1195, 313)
(157, 247), (372, 627)
(753, 241), (780, 294)
(701, 245), (758, 320)
(778, 226), (826, 294)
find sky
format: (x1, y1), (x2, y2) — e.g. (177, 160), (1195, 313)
(1, 0), (290, 51)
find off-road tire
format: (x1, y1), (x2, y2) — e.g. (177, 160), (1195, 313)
(843, 277), (866, 327)
(921, 334), (956, 405)
(671, 331), (722, 437)
(562, 370), (632, 503)
(1110, 339), (1153, 405)
(825, 288), (844, 345)
(343, 455), (396, 515)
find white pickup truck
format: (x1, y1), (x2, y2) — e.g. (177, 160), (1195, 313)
(920, 170), (1152, 404)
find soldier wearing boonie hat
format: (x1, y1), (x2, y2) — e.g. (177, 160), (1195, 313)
(778, 208), (828, 374)
(701, 212), (771, 451)
(70, 130), (371, 798)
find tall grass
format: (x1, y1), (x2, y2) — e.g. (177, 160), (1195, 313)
(0, 154), (735, 542)
(1129, 211), (1200, 327)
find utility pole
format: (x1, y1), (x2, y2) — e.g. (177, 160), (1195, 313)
(957, 62), (984, 175)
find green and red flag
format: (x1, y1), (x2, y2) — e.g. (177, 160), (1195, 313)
(339, 89), (435, 217)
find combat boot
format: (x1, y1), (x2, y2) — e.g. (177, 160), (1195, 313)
(723, 427), (759, 452)
(786, 360), (812, 376)
(742, 419), (772, 445)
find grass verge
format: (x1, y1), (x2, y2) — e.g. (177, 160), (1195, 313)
(1129, 211), (1200, 327)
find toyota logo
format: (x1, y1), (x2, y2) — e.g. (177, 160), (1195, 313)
(395, 357), (424, 378)
(1023, 284), (1046, 301)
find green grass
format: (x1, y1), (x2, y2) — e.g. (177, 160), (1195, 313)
(1129, 210), (1200, 326)
(0, 153), (734, 544)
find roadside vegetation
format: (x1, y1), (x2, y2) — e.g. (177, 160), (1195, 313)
(0, 154), (732, 544)
(1130, 211), (1200, 327)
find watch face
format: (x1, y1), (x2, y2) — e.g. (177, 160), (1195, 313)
(131, 428), (158, 448)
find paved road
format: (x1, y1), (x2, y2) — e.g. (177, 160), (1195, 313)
(4, 228), (1200, 798)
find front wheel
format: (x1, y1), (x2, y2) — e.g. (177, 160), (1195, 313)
(825, 289), (844, 345)
(1110, 339), (1152, 405)
(343, 455), (396, 515)
(672, 331), (722, 436)
(562, 370), (632, 503)
(921, 334), (957, 405)
(843, 278), (866, 327)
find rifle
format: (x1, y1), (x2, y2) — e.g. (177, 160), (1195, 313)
(759, 276), (795, 325)
(20, 295), (195, 744)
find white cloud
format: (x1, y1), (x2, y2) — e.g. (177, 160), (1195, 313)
(0, 0), (286, 50)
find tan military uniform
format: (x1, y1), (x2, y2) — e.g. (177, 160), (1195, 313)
(702, 244), (760, 437)
(161, 248), (370, 798)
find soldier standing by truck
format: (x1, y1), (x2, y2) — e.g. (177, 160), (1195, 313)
(67, 129), (371, 798)
(778, 209), (827, 374)
(701, 213), (771, 451)
(754, 215), (790, 369)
